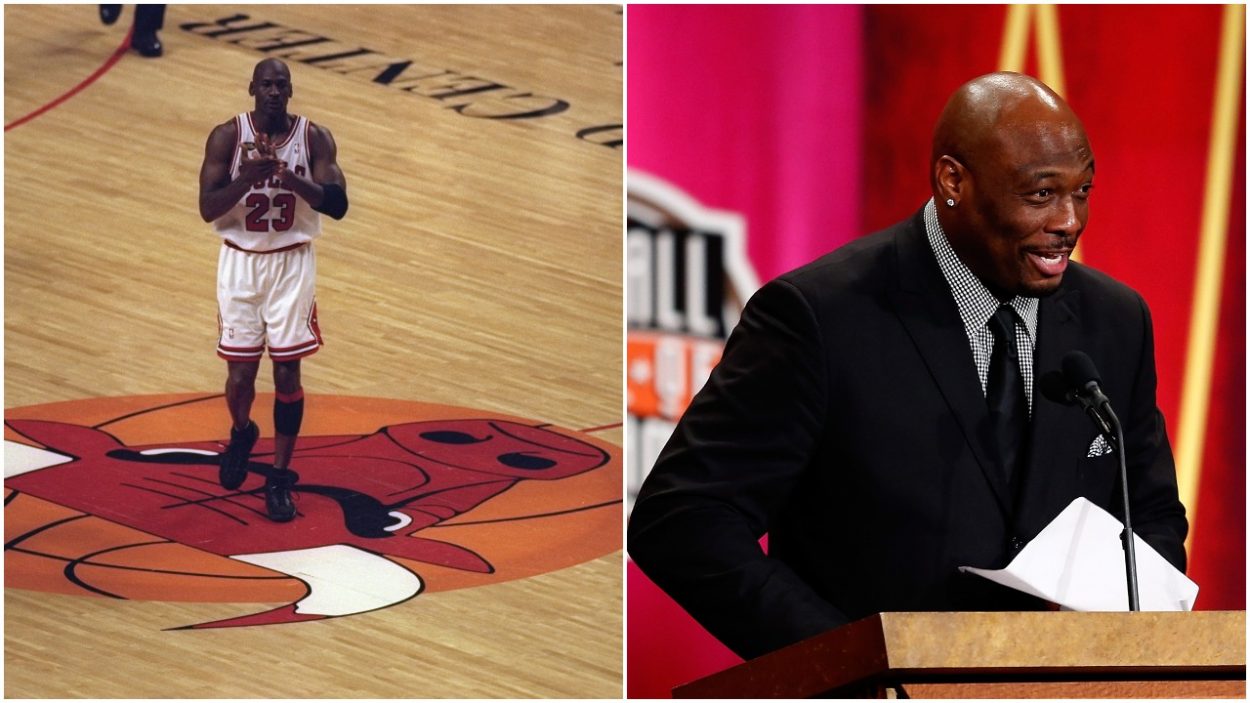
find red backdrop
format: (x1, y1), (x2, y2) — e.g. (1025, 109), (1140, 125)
(628, 4), (1245, 698)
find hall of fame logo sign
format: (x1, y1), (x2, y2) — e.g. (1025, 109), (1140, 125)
(4, 394), (620, 629)
(626, 170), (759, 512)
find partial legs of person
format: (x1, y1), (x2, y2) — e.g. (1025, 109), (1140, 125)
(98, 4), (121, 25)
(265, 359), (303, 522)
(131, 4), (165, 57)
(219, 361), (260, 490)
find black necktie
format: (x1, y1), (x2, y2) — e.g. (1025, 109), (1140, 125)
(986, 305), (1028, 491)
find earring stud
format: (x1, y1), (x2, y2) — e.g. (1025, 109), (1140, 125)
(946, 198), (956, 207)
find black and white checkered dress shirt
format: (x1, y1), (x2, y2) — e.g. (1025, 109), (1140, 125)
(923, 199), (1039, 415)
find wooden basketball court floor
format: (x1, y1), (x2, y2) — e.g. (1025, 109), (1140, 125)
(4, 4), (622, 698)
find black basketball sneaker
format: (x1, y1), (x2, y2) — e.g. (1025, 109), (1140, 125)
(219, 420), (259, 490)
(265, 470), (297, 522)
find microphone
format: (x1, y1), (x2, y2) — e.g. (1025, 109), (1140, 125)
(1046, 350), (1140, 612)
(1059, 352), (1116, 440)
(1040, 362), (1113, 439)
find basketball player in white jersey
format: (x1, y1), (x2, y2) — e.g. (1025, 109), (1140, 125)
(197, 58), (349, 522)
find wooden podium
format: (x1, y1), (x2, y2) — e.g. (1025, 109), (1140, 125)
(673, 611), (1246, 698)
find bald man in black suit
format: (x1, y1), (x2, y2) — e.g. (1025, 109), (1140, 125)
(627, 72), (1188, 660)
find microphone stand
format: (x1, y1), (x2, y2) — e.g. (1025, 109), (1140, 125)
(1061, 351), (1143, 613)
(1097, 401), (1141, 612)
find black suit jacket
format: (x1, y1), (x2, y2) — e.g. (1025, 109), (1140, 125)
(627, 209), (1188, 660)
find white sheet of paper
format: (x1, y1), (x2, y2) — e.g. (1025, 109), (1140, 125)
(960, 497), (1198, 611)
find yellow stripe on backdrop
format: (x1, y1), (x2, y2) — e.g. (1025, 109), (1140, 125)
(1175, 4), (1245, 554)
(998, 4), (1032, 73)
(995, 5), (1067, 96)
(1033, 4), (1067, 98)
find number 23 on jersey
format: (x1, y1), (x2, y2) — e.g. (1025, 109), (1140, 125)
(245, 192), (296, 232)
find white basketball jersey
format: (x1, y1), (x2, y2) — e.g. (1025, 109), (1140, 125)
(213, 113), (321, 251)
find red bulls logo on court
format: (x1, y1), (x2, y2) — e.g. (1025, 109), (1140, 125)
(4, 394), (621, 630)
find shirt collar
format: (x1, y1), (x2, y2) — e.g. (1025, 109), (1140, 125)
(922, 198), (1039, 343)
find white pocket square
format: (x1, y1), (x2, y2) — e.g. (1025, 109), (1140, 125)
(1087, 435), (1113, 457)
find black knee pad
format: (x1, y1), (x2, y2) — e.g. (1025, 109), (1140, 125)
(274, 398), (304, 436)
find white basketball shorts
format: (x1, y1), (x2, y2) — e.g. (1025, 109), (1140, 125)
(216, 241), (323, 363)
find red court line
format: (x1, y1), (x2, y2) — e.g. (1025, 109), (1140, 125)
(5, 27), (132, 132)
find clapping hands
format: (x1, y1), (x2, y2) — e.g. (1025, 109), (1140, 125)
(239, 133), (281, 184)
(239, 132), (302, 189)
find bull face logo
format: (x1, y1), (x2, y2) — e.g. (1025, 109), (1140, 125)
(5, 394), (621, 629)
